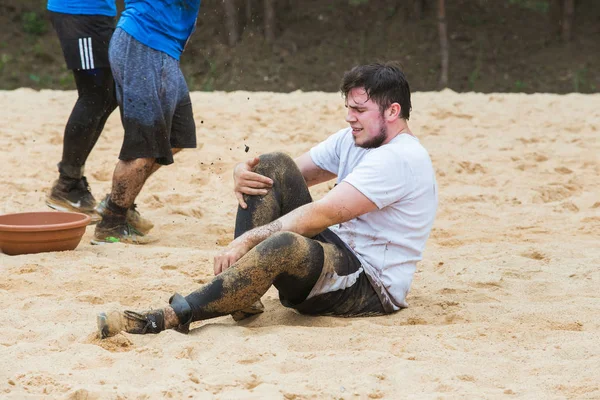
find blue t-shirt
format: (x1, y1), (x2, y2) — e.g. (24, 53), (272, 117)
(47, 0), (116, 17)
(118, 0), (202, 61)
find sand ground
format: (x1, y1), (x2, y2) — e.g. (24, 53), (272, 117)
(0, 90), (599, 399)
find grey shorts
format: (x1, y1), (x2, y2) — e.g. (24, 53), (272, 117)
(109, 28), (196, 165)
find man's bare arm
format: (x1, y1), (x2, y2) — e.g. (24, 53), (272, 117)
(294, 152), (337, 187)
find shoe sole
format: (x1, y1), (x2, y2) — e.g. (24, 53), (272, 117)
(90, 236), (158, 245)
(97, 312), (110, 339)
(90, 239), (113, 246)
(46, 199), (101, 224)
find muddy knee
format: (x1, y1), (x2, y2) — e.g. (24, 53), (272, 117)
(256, 232), (322, 277)
(256, 231), (304, 256)
(255, 152), (298, 179)
(261, 232), (323, 303)
(254, 152), (312, 209)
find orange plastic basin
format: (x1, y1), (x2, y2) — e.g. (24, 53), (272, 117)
(0, 211), (91, 256)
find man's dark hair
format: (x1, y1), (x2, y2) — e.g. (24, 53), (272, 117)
(340, 62), (412, 120)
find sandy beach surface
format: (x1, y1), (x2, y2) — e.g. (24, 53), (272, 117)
(0, 89), (599, 399)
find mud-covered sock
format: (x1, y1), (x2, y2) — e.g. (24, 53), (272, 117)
(97, 198), (128, 229)
(106, 198), (129, 215)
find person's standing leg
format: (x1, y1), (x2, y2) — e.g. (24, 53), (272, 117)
(104, 61), (197, 219)
(93, 28), (193, 244)
(94, 150), (183, 236)
(47, 68), (117, 215)
(46, 12), (117, 216)
(59, 69), (117, 175)
(92, 28), (155, 244)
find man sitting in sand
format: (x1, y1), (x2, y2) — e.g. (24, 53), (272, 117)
(97, 62), (438, 338)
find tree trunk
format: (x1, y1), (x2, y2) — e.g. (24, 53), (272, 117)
(264, 0), (276, 43)
(414, 0), (424, 20)
(223, 0), (239, 47)
(561, 0), (574, 42)
(549, 0), (563, 35)
(437, 0), (449, 88)
(246, 0), (253, 25)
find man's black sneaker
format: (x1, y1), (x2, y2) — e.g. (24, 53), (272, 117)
(46, 176), (100, 222)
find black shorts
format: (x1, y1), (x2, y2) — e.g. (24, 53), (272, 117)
(283, 229), (387, 317)
(49, 11), (115, 70)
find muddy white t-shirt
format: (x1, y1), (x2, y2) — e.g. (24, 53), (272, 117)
(310, 128), (438, 310)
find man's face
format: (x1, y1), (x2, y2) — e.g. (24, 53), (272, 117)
(344, 87), (387, 149)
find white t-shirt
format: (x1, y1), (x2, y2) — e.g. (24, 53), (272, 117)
(309, 127), (438, 310)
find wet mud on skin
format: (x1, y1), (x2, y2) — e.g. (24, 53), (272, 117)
(185, 232), (323, 321)
(111, 158), (155, 208)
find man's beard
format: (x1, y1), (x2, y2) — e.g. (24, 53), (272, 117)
(357, 125), (387, 149)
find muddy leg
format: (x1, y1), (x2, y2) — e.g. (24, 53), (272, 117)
(98, 232), (373, 337)
(183, 232), (323, 322)
(232, 152), (314, 318)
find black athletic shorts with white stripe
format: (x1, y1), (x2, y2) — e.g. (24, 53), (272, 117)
(49, 12), (115, 70)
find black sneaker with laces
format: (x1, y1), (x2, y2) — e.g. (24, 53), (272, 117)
(46, 176), (100, 222)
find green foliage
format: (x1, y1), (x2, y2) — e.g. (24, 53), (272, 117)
(468, 42), (484, 91)
(572, 68), (588, 92)
(513, 79), (527, 91)
(22, 11), (47, 35)
(386, 6), (397, 18)
(358, 31), (367, 63)
(349, 0), (369, 6)
(0, 54), (12, 72)
(465, 15), (485, 27)
(507, 0), (550, 14)
(58, 72), (74, 88)
(28, 73), (41, 83)
(201, 60), (217, 92)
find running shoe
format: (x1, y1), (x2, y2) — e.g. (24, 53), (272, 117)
(91, 221), (158, 245)
(46, 176), (101, 222)
(96, 194), (154, 235)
